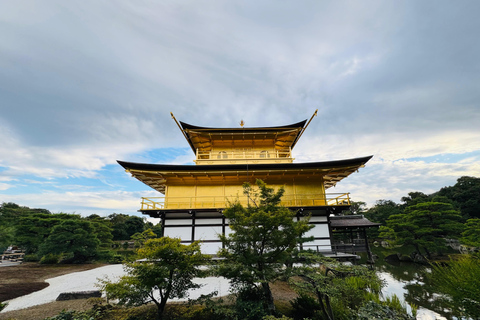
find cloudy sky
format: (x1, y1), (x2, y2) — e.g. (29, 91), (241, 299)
(1, 1), (479, 217)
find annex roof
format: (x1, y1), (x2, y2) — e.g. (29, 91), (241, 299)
(117, 155), (373, 194)
(330, 215), (381, 228)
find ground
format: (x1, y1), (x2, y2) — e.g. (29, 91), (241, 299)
(0, 262), (104, 311)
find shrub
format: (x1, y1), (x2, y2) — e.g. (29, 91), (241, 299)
(235, 286), (268, 320)
(109, 254), (124, 264)
(40, 253), (60, 264)
(23, 254), (40, 262)
(289, 294), (320, 320)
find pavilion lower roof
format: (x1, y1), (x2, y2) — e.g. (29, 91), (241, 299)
(117, 156), (373, 194)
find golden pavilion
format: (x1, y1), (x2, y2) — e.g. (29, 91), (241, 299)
(118, 111), (375, 255)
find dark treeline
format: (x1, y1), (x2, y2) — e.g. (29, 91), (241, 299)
(0, 205), (162, 263)
(351, 176), (480, 260)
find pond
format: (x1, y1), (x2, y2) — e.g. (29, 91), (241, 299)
(371, 247), (461, 320)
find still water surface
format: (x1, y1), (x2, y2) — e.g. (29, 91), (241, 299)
(372, 247), (460, 320)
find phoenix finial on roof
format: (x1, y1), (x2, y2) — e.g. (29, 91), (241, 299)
(240, 120), (245, 127)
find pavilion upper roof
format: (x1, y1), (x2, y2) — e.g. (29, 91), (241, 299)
(178, 119), (308, 153)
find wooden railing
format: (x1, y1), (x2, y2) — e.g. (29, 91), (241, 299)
(140, 193), (351, 210)
(196, 149), (292, 161)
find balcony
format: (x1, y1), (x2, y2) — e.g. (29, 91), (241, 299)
(140, 193), (351, 211)
(195, 149), (293, 164)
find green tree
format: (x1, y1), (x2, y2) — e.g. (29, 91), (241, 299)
(216, 180), (313, 315)
(461, 218), (480, 247)
(39, 219), (100, 262)
(400, 192), (431, 208)
(437, 176), (480, 219)
(364, 199), (402, 225)
(0, 225), (15, 252)
(431, 255), (480, 319)
(15, 213), (77, 254)
(86, 215), (114, 249)
(100, 237), (210, 320)
(109, 213), (147, 241)
(363, 199), (402, 239)
(342, 201), (366, 215)
(130, 228), (158, 248)
(386, 201), (464, 259)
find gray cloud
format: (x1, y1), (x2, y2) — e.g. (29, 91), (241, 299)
(0, 1), (479, 210)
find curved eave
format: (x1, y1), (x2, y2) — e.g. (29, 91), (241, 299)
(178, 120), (308, 153)
(118, 156), (372, 172)
(179, 120), (307, 132)
(118, 155), (373, 193)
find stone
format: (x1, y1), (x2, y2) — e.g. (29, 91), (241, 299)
(56, 290), (102, 301)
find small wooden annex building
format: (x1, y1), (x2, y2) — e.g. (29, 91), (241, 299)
(118, 111), (376, 256)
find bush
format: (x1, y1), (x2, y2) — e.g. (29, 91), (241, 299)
(95, 249), (114, 262)
(23, 254), (40, 262)
(355, 301), (415, 320)
(0, 302), (8, 312)
(290, 294), (320, 320)
(40, 253), (60, 264)
(109, 254), (124, 264)
(235, 286), (268, 320)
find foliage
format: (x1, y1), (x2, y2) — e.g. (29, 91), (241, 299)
(131, 228), (159, 248)
(0, 225), (15, 252)
(461, 218), (480, 247)
(39, 219), (100, 263)
(378, 226), (397, 247)
(42, 309), (91, 320)
(290, 294), (321, 320)
(385, 201), (464, 259)
(431, 255), (480, 319)
(86, 215), (114, 249)
(364, 200), (402, 225)
(400, 192), (432, 208)
(15, 213), (78, 254)
(0, 302), (7, 312)
(383, 295), (417, 318)
(234, 286), (268, 320)
(290, 257), (383, 320)
(364, 200), (402, 239)
(40, 253), (61, 264)
(437, 176), (480, 219)
(216, 179), (313, 315)
(355, 300), (415, 320)
(99, 237), (210, 320)
(342, 201), (366, 215)
(187, 293), (237, 320)
(109, 214), (148, 241)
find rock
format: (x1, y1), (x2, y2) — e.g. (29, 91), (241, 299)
(56, 290), (102, 301)
(410, 253), (428, 264)
(398, 255), (413, 262)
(385, 253), (401, 262)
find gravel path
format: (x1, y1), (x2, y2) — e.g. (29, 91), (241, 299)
(2, 264), (230, 312)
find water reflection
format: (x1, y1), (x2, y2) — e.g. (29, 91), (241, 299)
(370, 247), (462, 320)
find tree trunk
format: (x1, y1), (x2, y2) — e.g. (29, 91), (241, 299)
(156, 298), (167, 320)
(316, 291), (334, 320)
(261, 282), (276, 315)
